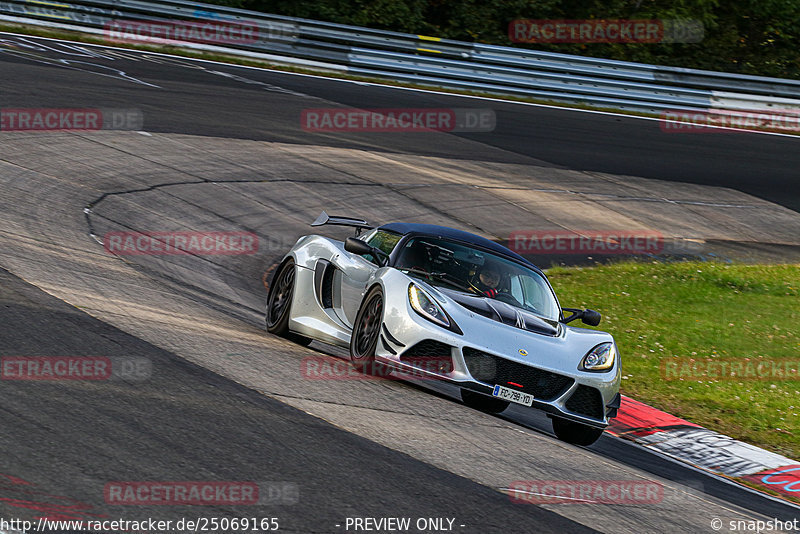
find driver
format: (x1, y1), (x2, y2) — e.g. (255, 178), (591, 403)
(473, 261), (505, 298)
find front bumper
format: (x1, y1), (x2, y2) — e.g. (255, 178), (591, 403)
(379, 341), (616, 429)
(375, 279), (620, 429)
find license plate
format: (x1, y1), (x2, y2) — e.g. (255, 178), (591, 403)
(492, 385), (534, 406)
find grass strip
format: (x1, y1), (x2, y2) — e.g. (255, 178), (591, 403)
(548, 261), (800, 459)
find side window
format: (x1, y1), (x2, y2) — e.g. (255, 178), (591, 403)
(521, 276), (553, 316)
(510, 275), (524, 302)
(359, 229), (378, 243)
(362, 230), (402, 265)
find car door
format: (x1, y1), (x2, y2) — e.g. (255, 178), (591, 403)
(331, 229), (402, 328)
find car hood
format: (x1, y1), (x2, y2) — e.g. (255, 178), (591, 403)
(436, 287), (560, 336)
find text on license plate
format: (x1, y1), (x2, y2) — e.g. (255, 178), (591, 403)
(492, 385), (534, 406)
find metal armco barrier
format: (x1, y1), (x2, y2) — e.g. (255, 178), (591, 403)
(2, 0), (800, 118)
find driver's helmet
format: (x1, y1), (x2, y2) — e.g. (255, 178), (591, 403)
(473, 259), (505, 297)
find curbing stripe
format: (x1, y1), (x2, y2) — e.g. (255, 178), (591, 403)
(608, 396), (800, 504)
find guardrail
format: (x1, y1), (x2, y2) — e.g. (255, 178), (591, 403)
(2, 0), (800, 119)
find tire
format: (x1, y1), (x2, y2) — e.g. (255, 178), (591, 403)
(265, 259), (312, 346)
(551, 417), (604, 446)
(349, 286), (390, 376)
(460, 389), (510, 414)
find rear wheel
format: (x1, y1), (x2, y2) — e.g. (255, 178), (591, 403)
(460, 389), (510, 414)
(349, 287), (390, 376)
(551, 417), (604, 446)
(265, 260), (312, 346)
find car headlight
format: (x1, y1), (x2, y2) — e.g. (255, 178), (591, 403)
(408, 283), (450, 328)
(580, 342), (617, 372)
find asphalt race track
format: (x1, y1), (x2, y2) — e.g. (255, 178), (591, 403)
(1, 33), (799, 533)
(0, 267), (598, 533)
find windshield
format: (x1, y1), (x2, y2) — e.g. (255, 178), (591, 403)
(394, 237), (560, 320)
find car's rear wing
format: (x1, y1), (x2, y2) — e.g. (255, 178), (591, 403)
(311, 211), (373, 235)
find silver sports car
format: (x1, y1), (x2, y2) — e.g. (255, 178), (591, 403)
(266, 212), (621, 446)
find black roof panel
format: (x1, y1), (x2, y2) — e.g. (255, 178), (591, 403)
(379, 222), (534, 267)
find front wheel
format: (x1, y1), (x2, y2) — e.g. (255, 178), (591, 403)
(349, 287), (390, 376)
(551, 417), (604, 446)
(460, 389), (510, 414)
(265, 259), (312, 346)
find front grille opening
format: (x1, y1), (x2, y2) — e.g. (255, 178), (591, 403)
(565, 385), (605, 419)
(400, 340), (454, 374)
(462, 347), (574, 401)
(463, 348), (497, 382)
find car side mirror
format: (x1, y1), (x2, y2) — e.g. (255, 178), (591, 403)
(581, 309), (601, 326)
(562, 307), (602, 326)
(345, 237), (373, 255)
(344, 237), (388, 266)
